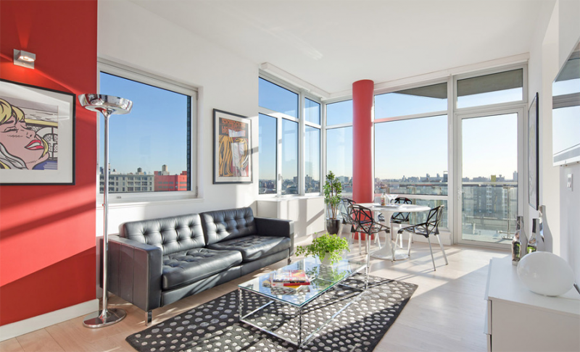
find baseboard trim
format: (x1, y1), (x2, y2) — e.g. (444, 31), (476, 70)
(0, 299), (98, 341)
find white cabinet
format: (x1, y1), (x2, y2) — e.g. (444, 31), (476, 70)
(485, 257), (580, 352)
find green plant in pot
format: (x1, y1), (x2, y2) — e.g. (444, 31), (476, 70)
(324, 171), (343, 235)
(296, 233), (350, 266)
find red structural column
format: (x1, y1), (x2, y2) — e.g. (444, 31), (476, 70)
(352, 80), (374, 203)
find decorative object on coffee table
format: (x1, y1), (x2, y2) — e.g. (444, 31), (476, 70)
(296, 232), (349, 265)
(126, 273), (417, 352)
(324, 171), (343, 234)
(79, 94), (133, 328)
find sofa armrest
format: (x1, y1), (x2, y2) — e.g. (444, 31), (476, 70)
(254, 217), (295, 256)
(108, 235), (163, 312)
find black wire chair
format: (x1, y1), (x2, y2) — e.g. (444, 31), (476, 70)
(392, 197), (412, 247)
(351, 204), (388, 255)
(340, 198), (364, 254)
(398, 205), (447, 271)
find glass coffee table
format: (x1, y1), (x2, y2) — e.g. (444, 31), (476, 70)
(238, 256), (368, 347)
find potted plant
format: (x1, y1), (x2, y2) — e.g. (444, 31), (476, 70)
(296, 233), (350, 266)
(324, 171), (343, 235)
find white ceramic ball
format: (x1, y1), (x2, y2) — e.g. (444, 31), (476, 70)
(517, 252), (575, 296)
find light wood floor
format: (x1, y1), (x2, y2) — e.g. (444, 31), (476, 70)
(0, 240), (509, 352)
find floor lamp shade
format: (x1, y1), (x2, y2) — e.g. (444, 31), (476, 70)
(79, 94), (133, 328)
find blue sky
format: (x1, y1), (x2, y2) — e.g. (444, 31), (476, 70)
(259, 78), (522, 182)
(99, 73), (189, 175)
(99, 73), (524, 182)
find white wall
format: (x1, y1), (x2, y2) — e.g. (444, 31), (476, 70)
(528, 0), (580, 282)
(557, 0), (580, 285)
(97, 0), (260, 235)
(527, 0), (559, 252)
(257, 197), (326, 239)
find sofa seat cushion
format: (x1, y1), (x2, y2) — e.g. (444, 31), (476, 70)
(207, 235), (291, 263)
(162, 248), (242, 290)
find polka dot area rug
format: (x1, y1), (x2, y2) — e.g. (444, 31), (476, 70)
(126, 274), (417, 352)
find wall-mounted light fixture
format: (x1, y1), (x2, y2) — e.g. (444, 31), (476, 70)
(14, 49), (36, 69)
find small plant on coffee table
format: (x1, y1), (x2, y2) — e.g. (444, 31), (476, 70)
(296, 233), (350, 265)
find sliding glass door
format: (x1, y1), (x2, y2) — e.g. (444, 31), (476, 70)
(457, 110), (522, 245)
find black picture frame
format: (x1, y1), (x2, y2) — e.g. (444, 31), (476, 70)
(212, 109), (252, 184)
(0, 79), (75, 185)
(528, 92), (539, 210)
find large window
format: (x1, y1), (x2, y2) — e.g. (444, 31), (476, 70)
(304, 99), (321, 193)
(326, 99), (353, 198)
(258, 76), (322, 195)
(374, 83), (448, 228)
(327, 126), (353, 198)
(375, 115), (448, 196)
(259, 78), (298, 118)
(326, 100), (353, 126)
(98, 66), (196, 197)
(457, 68), (523, 109)
(375, 83), (447, 118)
(305, 126), (320, 193)
(281, 119), (298, 194)
(258, 114), (277, 194)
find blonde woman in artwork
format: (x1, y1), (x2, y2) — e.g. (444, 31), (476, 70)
(0, 97), (50, 170)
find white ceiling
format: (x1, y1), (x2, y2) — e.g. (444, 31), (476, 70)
(129, 0), (545, 94)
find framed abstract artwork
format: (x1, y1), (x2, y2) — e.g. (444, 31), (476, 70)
(213, 109), (252, 184)
(528, 92), (539, 210)
(0, 79), (75, 185)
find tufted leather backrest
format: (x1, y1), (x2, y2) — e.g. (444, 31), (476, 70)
(120, 214), (205, 255)
(200, 207), (257, 245)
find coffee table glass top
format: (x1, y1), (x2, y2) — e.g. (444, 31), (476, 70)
(238, 256), (366, 307)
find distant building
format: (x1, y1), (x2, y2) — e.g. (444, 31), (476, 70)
(99, 167), (154, 193)
(154, 168), (188, 191)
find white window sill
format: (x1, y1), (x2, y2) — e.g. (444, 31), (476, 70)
(97, 196), (204, 209)
(257, 194), (324, 201)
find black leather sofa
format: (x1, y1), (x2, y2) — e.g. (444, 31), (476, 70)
(107, 207), (294, 323)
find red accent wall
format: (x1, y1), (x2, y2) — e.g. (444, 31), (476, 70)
(352, 80), (374, 203)
(0, 0), (97, 326)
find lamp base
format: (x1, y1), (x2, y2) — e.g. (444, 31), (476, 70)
(83, 308), (126, 328)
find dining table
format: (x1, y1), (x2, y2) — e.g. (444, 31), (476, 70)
(369, 204), (431, 261)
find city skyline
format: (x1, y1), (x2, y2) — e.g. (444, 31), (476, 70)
(98, 72), (190, 175)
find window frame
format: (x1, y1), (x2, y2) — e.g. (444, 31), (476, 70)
(372, 79), (450, 230)
(97, 59), (199, 204)
(454, 64), (528, 113)
(258, 73), (323, 197)
(323, 63), (528, 243)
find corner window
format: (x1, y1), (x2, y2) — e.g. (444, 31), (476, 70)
(457, 69), (523, 108)
(98, 63), (197, 198)
(326, 100), (353, 126)
(258, 76), (322, 195)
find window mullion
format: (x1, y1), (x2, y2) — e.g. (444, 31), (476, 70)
(299, 91), (306, 196)
(276, 115), (282, 196)
(321, 102), (327, 194)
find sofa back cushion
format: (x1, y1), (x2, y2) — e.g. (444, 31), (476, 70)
(121, 214), (205, 255)
(200, 207), (256, 245)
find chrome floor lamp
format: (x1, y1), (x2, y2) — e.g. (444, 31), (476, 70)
(79, 94), (133, 328)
